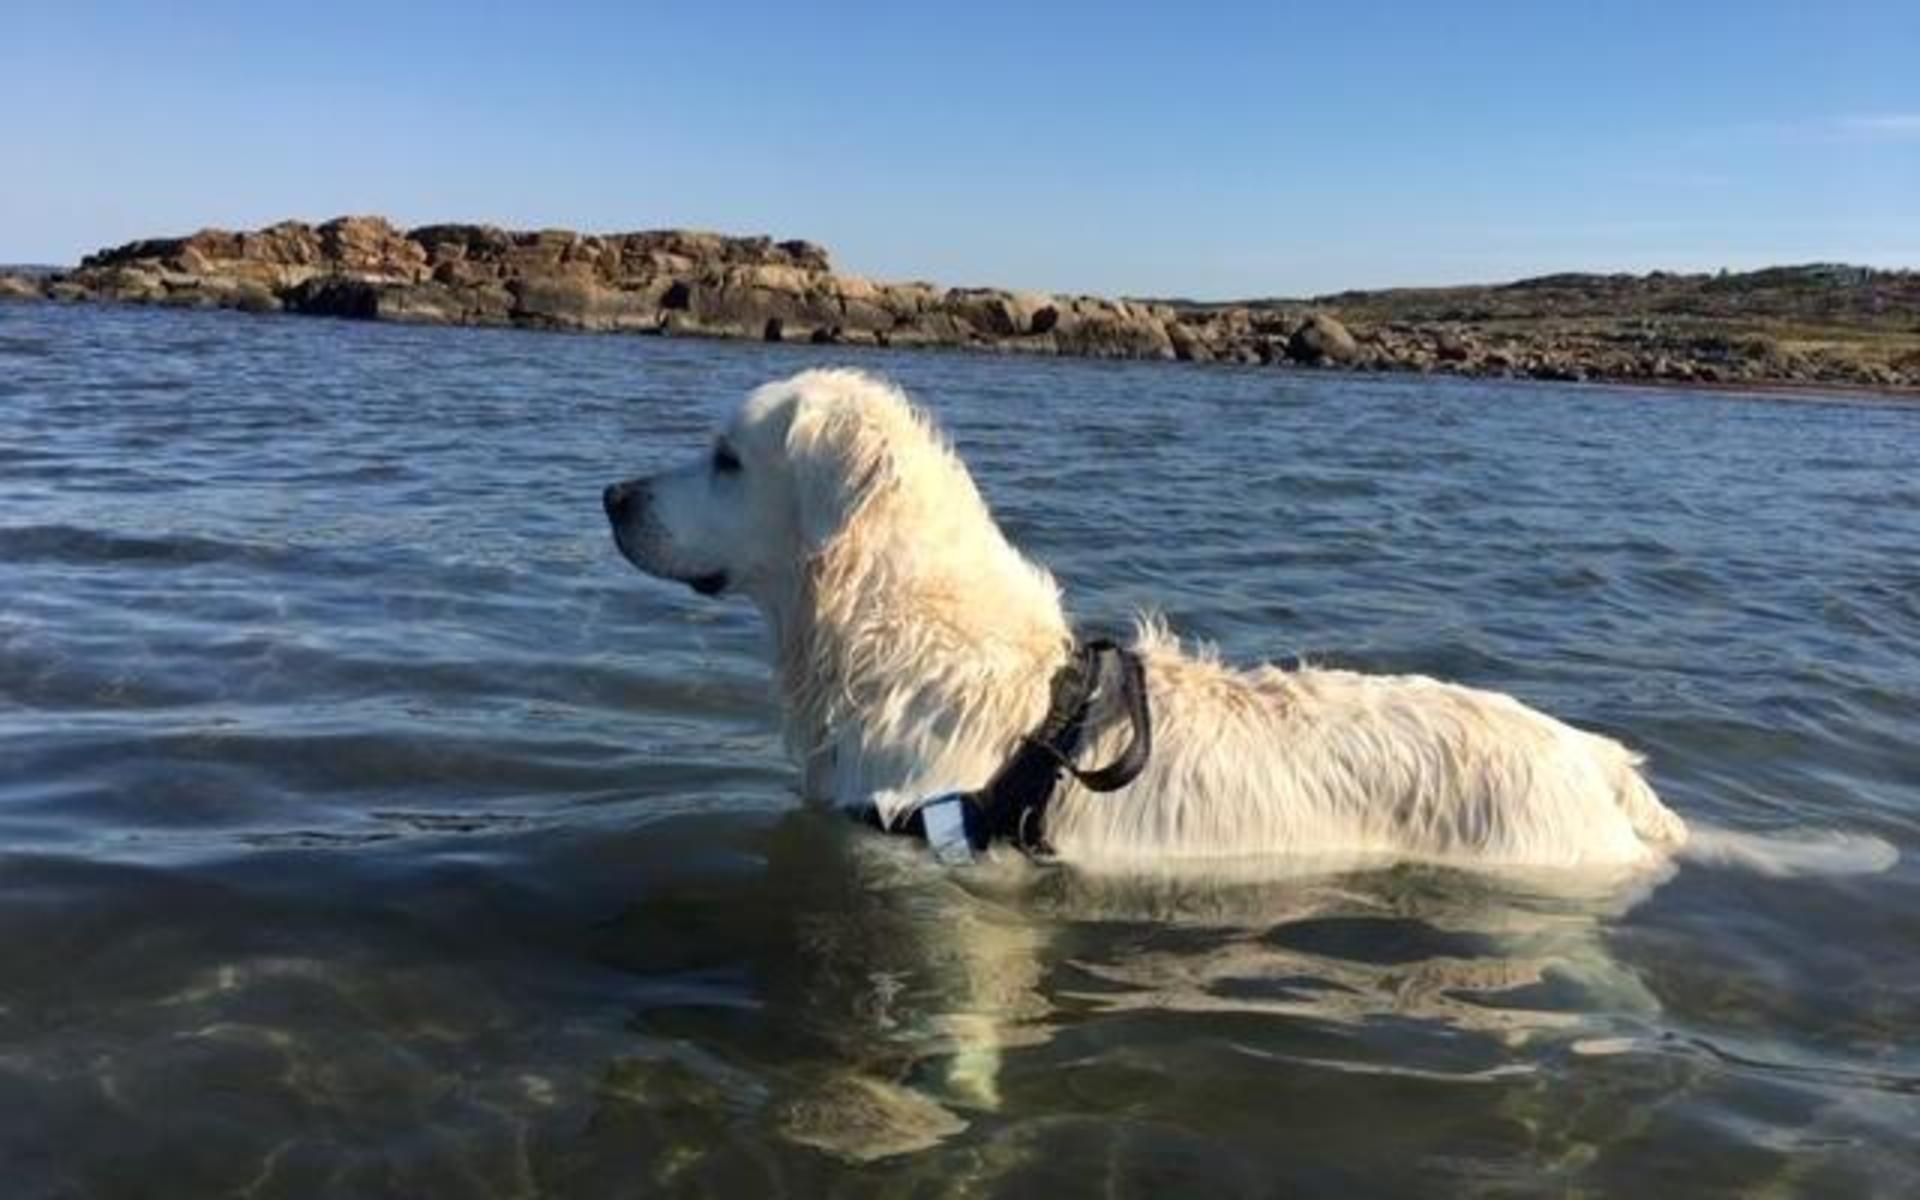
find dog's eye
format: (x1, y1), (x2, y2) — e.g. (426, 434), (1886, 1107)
(712, 443), (742, 475)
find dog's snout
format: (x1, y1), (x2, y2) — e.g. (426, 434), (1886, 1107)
(602, 479), (646, 521)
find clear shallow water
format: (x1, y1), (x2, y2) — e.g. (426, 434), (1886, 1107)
(2, 301), (1918, 1196)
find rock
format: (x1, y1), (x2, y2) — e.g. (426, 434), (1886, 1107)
(1249, 308), (1299, 336)
(942, 288), (1057, 338)
(684, 269), (841, 340)
(389, 282), (512, 325)
(1527, 361), (1585, 382)
(1287, 313), (1359, 365)
(230, 282), (281, 313)
(508, 275), (605, 326)
(776, 1074), (967, 1162)
(836, 295), (900, 336)
(1048, 298), (1175, 359)
(316, 216), (427, 279)
(97, 267), (167, 303)
(283, 277), (384, 319)
(0, 273), (45, 300)
(892, 310), (974, 345)
(1434, 330), (1474, 362)
(1167, 321), (1212, 362)
(657, 280), (693, 310)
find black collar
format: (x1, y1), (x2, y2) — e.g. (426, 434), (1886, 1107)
(859, 637), (1153, 858)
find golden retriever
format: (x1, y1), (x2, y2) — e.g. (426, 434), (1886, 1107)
(599, 367), (1896, 1148)
(603, 367), (1694, 871)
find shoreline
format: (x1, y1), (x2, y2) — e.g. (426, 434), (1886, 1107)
(4, 215), (1915, 396)
(15, 293), (1916, 410)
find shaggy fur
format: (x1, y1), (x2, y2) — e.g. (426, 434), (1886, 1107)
(605, 367), (1690, 870)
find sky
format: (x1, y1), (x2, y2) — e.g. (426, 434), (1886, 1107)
(3, 1), (1916, 298)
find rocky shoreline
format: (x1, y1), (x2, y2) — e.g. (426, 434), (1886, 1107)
(4, 216), (1916, 391)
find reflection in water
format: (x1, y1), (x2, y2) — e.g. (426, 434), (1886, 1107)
(599, 813), (1675, 1162)
(1038, 858), (1670, 1050)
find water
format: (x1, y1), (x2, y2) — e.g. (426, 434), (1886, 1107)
(3, 301), (1918, 1197)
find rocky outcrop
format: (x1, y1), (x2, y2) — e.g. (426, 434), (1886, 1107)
(15, 216), (1185, 361)
(4, 217), (1915, 392)
(1287, 313), (1359, 365)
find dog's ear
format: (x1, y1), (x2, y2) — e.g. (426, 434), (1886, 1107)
(786, 402), (894, 550)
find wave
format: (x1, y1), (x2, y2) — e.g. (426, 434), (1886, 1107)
(1679, 825), (1899, 877)
(0, 523), (278, 568)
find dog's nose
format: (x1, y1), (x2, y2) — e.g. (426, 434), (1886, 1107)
(603, 480), (639, 520)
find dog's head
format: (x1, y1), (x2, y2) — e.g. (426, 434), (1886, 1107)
(603, 368), (941, 602)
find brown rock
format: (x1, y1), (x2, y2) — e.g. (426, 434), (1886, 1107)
(282, 277), (384, 319)
(1287, 313), (1359, 365)
(1167, 321), (1213, 362)
(1050, 300), (1176, 359)
(942, 288), (1058, 338)
(1434, 329), (1474, 362)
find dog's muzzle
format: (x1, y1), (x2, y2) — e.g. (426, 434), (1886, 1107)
(601, 477), (649, 569)
(602, 478), (728, 596)
(602, 479), (644, 524)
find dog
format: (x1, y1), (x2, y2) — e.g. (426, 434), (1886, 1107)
(602, 367), (1692, 872)
(599, 367), (1899, 1143)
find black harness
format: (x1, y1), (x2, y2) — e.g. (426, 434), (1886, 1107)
(859, 637), (1153, 858)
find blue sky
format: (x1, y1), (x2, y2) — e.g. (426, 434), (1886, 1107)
(4, 1), (1916, 297)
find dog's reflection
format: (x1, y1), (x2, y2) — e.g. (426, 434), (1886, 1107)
(607, 810), (1671, 1162)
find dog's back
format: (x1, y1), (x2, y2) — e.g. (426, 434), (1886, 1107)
(1046, 630), (1688, 870)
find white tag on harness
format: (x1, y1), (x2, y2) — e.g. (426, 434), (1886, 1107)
(917, 792), (976, 865)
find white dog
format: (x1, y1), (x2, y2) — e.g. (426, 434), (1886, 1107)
(603, 367), (1695, 872)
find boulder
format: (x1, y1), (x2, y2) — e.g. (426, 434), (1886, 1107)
(93, 267), (167, 302)
(1051, 301), (1176, 359)
(230, 281), (282, 313)
(1287, 313), (1359, 365)
(1166, 321), (1213, 362)
(318, 216), (427, 280)
(941, 288), (1058, 337)
(685, 267), (841, 338)
(284, 277), (391, 319)
(1433, 329), (1474, 362)
(508, 276), (666, 330)
(509, 275), (603, 326)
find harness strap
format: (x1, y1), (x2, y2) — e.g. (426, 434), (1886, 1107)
(1030, 640), (1152, 794)
(977, 637), (1153, 855)
(856, 637), (1153, 859)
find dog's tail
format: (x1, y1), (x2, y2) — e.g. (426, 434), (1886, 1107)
(1677, 825), (1898, 877)
(1615, 754), (1896, 877)
(1614, 756), (1689, 847)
